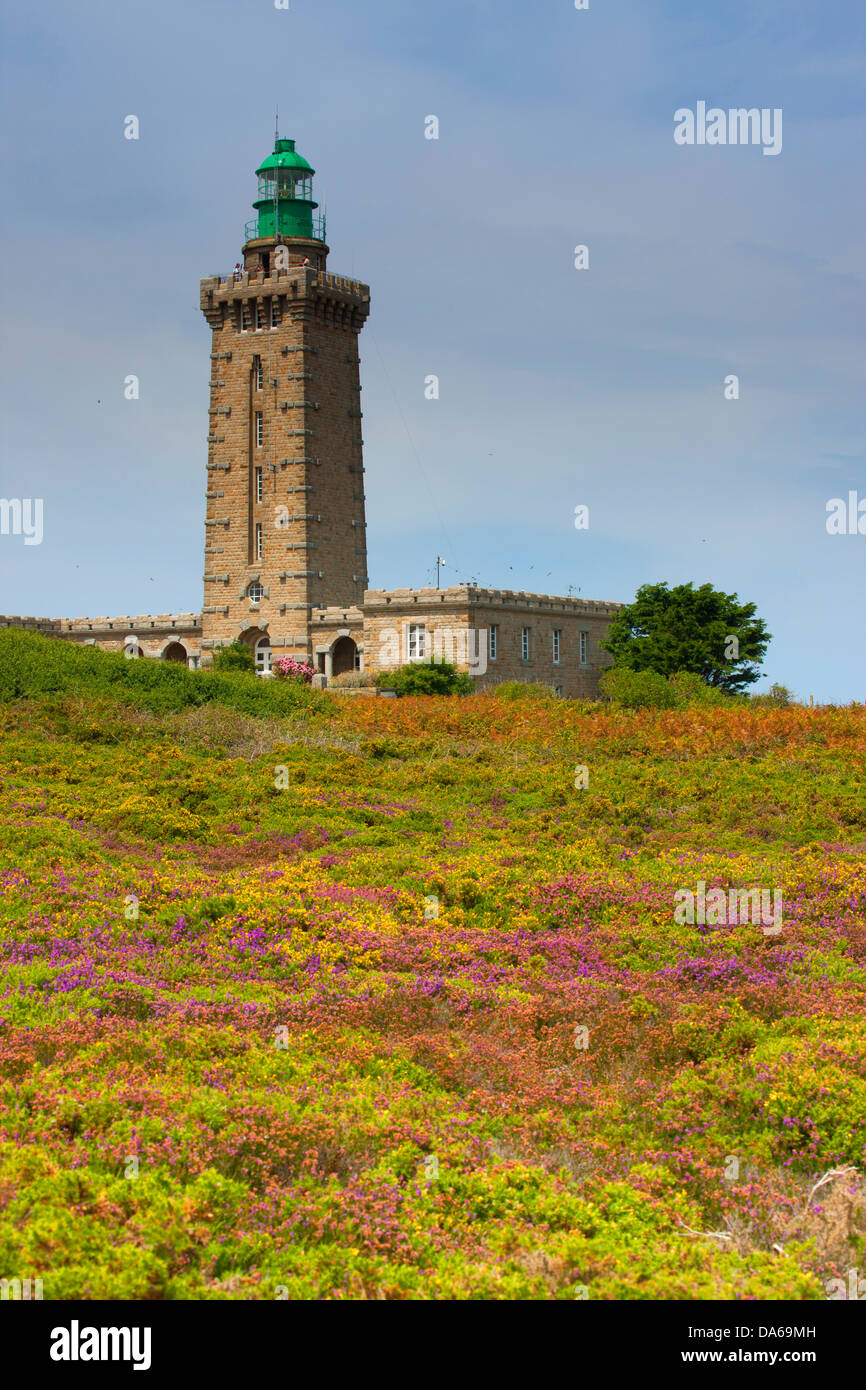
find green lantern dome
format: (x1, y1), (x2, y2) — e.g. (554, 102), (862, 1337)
(246, 136), (325, 244)
(255, 139), (314, 176)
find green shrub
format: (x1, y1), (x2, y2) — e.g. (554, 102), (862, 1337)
(375, 660), (473, 697)
(751, 683), (794, 708)
(667, 672), (734, 707)
(211, 642), (255, 674)
(600, 668), (736, 710)
(599, 667), (679, 709)
(0, 628), (327, 719)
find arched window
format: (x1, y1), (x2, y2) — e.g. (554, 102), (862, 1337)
(124, 639), (141, 660)
(255, 636), (271, 674)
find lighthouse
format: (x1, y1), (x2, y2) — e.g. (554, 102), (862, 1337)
(198, 133), (371, 672)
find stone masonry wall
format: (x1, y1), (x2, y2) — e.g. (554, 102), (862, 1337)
(360, 587), (621, 697)
(199, 254), (370, 663)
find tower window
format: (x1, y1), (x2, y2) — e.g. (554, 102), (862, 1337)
(269, 300), (280, 328)
(256, 302), (265, 330)
(254, 357), (263, 390)
(521, 627), (531, 662)
(255, 523), (263, 560)
(255, 412), (264, 447)
(255, 467), (263, 503)
(240, 304), (250, 333)
(579, 630), (589, 665)
(248, 582), (263, 603)
(489, 625), (498, 661)
(552, 629), (562, 664)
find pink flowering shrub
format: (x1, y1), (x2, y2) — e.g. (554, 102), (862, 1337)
(0, 668), (864, 1301)
(273, 656), (316, 684)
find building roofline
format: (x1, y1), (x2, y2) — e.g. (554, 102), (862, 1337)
(361, 585), (622, 613)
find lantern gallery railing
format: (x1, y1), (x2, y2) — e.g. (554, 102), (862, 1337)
(244, 211), (327, 244)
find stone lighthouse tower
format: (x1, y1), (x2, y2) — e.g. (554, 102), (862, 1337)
(198, 133), (371, 671)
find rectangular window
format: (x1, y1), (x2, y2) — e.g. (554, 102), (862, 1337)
(521, 627), (531, 662)
(254, 357), (263, 390)
(240, 304), (250, 333)
(255, 302), (265, 330)
(255, 467), (263, 504)
(255, 412), (263, 447)
(579, 630), (589, 665)
(407, 623), (426, 661)
(255, 523), (263, 560)
(489, 624), (498, 661)
(552, 629), (562, 664)
(269, 299), (279, 328)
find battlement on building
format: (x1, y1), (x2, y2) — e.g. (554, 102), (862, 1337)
(60, 614), (201, 633)
(2, 613), (201, 633)
(201, 266), (370, 308)
(1, 615), (63, 632)
(362, 586), (623, 615)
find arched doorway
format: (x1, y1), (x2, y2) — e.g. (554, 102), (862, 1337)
(162, 642), (187, 663)
(331, 636), (358, 677)
(254, 635), (272, 675)
(237, 627), (272, 675)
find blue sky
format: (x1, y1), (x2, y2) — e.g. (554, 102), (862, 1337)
(0, 0), (863, 700)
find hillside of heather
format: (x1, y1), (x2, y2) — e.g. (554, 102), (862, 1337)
(0, 629), (864, 1299)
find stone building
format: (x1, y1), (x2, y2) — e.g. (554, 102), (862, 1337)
(2, 134), (621, 694)
(358, 586), (619, 699)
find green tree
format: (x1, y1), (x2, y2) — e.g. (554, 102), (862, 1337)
(600, 582), (770, 694)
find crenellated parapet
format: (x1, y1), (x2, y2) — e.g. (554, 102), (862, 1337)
(1, 613), (203, 663)
(0, 615), (63, 632)
(57, 614), (201, 634)
(200, 265), (370, 334)
(361, 586), (623, 617)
